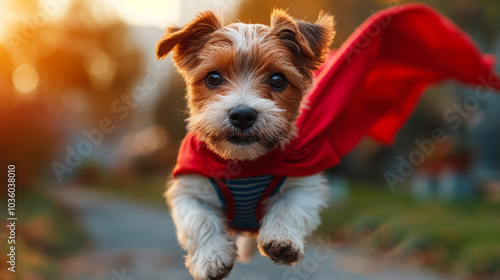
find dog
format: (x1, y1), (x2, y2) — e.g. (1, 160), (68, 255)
(156, 9), (335, 280)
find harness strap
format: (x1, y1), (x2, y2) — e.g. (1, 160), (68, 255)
(213, 175), (285, 226)
(212, 178), (236, 221)
(255, 175), (285, 222)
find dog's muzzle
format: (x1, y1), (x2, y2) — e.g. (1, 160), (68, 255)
(228, 106), (257, 130)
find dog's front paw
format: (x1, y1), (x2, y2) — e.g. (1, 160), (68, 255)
(187, 241), (237, 280)
(258, 239), (304, 266)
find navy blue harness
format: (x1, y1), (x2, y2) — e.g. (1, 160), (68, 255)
(209, 175), (286, 231)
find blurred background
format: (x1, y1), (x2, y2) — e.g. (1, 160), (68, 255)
(0, 0), (499, 279)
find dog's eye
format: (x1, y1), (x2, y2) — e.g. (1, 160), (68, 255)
(269, 73), (287, 91)
(205, 72), (223, 88)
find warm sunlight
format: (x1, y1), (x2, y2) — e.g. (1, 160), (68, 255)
(109, 0), (182, 27)
(0, 0), (182, 42)
(0, 2), (9, 42)
(1, 1), (500, 280)
(13, 63), (39, 94)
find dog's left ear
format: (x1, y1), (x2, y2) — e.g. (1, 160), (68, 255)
(156, 11), (223, 71)
(271, 9), (335, 72)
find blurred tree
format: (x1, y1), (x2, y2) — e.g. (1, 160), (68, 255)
(153, 71), (188, 168)
(0, 44), (15, 109)
(237, 0), (500, 49)
(39, 0), (143, 123)
(0, 0), (144, 187)
(3, 0), (143, 123)
(402, 0), (499, 48)
(0, 101), (63, 191)
(237, 0), (388, 48)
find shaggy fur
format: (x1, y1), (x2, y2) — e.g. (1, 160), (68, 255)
(158, 9), (335, 280)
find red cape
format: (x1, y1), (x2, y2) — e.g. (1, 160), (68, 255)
(173, 3), (500, 179)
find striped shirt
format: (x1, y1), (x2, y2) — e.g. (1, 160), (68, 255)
(209, 175), (286, 230)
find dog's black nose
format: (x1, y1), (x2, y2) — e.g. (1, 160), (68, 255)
(229, 107), (257, 130)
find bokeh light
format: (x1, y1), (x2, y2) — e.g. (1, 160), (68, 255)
(120, 125), (168, 157)
(84, 49), (116, 90)
(12, 63), (39, 94)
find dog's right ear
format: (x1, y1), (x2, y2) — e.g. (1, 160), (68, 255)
(271, 9), (335, 74)
(156, 11), (222, 71)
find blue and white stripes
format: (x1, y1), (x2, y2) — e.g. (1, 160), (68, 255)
(210, 175), (286, 230)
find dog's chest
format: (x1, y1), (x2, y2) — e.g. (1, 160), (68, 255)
(209, 175), (286, 231)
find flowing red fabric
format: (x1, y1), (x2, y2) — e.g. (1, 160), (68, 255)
(172, 3), (500, 179)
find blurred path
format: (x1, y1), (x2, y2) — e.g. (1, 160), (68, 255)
(53, 186), (444, 280)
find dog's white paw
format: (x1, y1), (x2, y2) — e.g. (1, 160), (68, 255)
(187, 239), (237, 280)
(257, 236), (304, 266)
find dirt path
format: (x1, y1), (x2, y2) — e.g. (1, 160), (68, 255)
(54, 186), (444, 280)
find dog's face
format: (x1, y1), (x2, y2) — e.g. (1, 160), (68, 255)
(157, 10), (335, 161)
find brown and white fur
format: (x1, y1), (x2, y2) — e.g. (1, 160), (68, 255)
(157, 9), (335, 280)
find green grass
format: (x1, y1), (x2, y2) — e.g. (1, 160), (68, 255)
(317, 183), (500, 277)
(0, 188), (89, 280)
(18, 190), (89, 255)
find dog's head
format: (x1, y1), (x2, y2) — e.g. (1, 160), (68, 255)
(156, 9), (335, 161)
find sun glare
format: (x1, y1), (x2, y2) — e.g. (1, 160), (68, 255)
(109, 0), (182, 27)
(0, 0), (182, 42)
(0, 2), (9, 42)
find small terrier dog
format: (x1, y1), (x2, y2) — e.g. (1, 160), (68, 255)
(157, 9), (335, 280)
